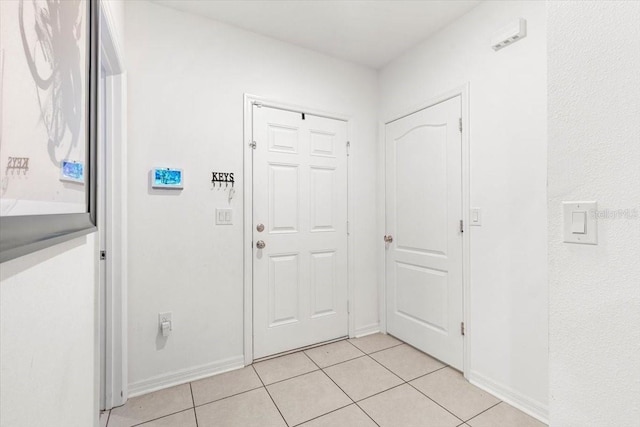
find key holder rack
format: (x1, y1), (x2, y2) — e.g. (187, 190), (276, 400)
(6, 157), (30, 175)
(211, 172), (235, 189)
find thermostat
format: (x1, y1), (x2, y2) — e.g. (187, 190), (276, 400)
(151, 167), (184, 189)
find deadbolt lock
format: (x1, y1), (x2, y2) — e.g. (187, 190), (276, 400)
(256, 223), (265, 232)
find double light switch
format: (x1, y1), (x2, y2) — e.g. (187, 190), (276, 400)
(216, 208), (233, 225)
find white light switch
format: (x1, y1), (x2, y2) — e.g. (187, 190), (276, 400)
(471, 208), (482, 226)
(216, 208), (233, 225)
(563, 202), (597, 244)
(571, 212), (586, 234)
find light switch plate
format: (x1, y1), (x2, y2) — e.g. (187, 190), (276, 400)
(470, 208), (482, 226)
(563, 201), (597, 244)
(216, 208), (233, 225)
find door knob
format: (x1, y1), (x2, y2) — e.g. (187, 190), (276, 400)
(384, 235), (393, 243)
(256, 240), (266, 249)
(256, 223), (265, 232)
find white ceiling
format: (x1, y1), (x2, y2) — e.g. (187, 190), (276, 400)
(150, 0), (481, 69)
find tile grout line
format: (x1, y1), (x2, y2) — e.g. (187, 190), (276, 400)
(309, 350), (380, 427)
(251, 364), (290, 427)
(363, 351), (466, 425)
(361, 338), (515, 425)
(189, 382), (199, 427)
(363, 353), (407, 383)
(193, 384), (265, 409)
(405, 380), (466, 424)
(463, 401), (503, 424)
(346, 336), (404, 355)
(289, 402), (356, 427)
(254, 338), (401, 388)
(307, 351), (381, 427)
(408, 364), (450, 382)
(362, 341), (405, 356)
(304, 346), (366, 369)
(254, 352), (321, 387)
(128, 409), (196, 427)
(354, 381), (406, 404)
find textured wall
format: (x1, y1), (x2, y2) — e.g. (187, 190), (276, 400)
(548, 1), (640, 425)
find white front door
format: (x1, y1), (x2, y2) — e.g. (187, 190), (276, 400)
(252, 105), (349, 359)
(385, 96), (464, 369)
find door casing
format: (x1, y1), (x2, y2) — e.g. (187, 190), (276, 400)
(380, 84), (470, 377)
(243, 94), (355, 366)
(97, 0), (127, 413)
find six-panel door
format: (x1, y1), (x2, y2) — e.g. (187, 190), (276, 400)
(252, 106), (348, 359)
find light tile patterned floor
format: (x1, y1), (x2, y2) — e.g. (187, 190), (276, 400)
(102, 334), (547, 427)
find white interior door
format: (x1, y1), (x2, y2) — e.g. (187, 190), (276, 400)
(252, 106), (349, 359)
(385, 96), (464, 370)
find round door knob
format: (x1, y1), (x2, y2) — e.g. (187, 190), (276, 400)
(256, 240), (266, 249)
(256, 223), (265, 232)
(384, 235), (393, 243)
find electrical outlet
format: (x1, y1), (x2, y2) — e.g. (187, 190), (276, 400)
(158, 312), (172, 335)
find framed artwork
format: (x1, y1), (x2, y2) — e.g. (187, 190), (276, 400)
(0, 0), (98, 262)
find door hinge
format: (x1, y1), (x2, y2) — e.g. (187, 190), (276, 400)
(347, 300), (350, 314)
(347, 220), (350, 235)
(100, 250), (106, 260)
(249, 141), (257, 149)
(346, 141), (350, 156)
(461, 322), (465, 336)
(459, 117), (462, 133)
(459, 220), (464, 233)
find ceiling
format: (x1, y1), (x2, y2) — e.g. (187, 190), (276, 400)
(150, 0), (481, 69)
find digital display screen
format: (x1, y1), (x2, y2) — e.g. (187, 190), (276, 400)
(60, 160), (84, 183)
(152, 168), (183, 189)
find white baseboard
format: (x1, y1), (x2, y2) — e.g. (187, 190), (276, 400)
(354, 323), (380, 338)
(128, 355), (245, 398)
(468, 370), (549, 425)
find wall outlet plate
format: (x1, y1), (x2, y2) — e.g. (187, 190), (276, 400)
(158, 312), (172, 331)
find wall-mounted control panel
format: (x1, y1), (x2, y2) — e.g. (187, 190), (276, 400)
(563, 201), (597, 245)
(151, 167), (183, 189)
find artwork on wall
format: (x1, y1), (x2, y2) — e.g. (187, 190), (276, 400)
(0, 0), (98, 262)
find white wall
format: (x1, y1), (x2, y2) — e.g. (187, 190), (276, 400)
(379, 1), (548, 421)
(124, 0), (379, 394)
(0, 236), (97, 427)
(548, 2), (640, 426)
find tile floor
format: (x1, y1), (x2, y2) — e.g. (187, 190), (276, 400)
(101, 334), (547, 427)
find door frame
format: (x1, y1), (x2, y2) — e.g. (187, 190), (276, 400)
(97, 0), (128, 412)
(243, 94), (355, 366)
(380, 84), (471, 377)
